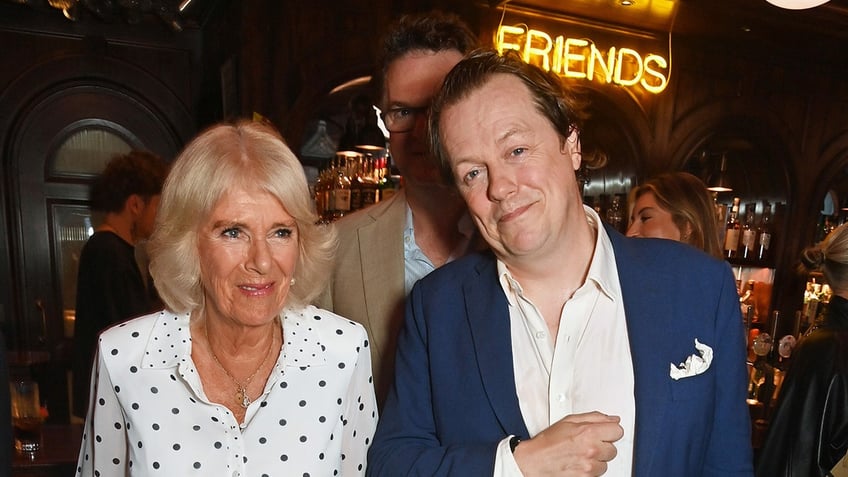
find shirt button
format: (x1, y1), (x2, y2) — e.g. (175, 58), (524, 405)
(557, 393), (566, 403)
(535, 331), (546, 339)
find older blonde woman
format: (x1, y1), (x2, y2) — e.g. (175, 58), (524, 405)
(76, 120), (377, 476)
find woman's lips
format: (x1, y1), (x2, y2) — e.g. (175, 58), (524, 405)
(239, 282), (274, 296)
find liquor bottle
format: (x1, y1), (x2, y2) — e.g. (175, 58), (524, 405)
(380, 175), (398, 201)
(320, 159), (338, 222)
(739, 280), (757, 322)
(329, 153), (352, 220)
(605, 194), (625, 233)
(313, 166), (328, 223)
(715, 199), (728, 248)
(346, 152), (364, 212)
(376, 155), (396, 201)
(738, 202), (757, 260)
(748, 333), (775, 406)
(756, 202), (773, 263)
(355, 145), (386, 208)
(359, 154), (379, 209)
(723, 197), (741, 259)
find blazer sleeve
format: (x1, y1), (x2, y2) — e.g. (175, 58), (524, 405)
(704, 267), (756, 476)
(366, 283), (496, 476)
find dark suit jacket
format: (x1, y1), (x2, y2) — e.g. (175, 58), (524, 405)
(368, 226), (754, 476)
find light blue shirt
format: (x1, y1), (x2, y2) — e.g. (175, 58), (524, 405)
(403, 205), (474, 295)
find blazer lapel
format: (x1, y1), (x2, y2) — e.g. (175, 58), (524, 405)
(465, 255), (530, 438)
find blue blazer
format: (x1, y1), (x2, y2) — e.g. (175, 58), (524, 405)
(367, 227), (754, 476)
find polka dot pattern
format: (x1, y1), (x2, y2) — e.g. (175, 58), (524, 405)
(76, 306), (377, 476)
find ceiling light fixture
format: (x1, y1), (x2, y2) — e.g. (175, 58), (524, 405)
(707, 153), (733, 193)
(620, 0), (635, 5)
(765, 0), (830, 10)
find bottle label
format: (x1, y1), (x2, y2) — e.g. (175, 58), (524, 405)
(759, 232), (771, 250)
(741, 230), (756, 250)
(362, 189), (378, 207)
(334, 189), (351, 211)
(724, 229), (740, 251)
(349, 189), (362, 212)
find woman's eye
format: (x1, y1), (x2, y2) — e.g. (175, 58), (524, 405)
(274, 228), (293, 238)
(511, 147), (527, 157)
(221, 228), (240, 239)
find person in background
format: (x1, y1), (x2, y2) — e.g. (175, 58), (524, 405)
(757, 222), (848, 477)
(319, 10), (481, 406)
(76, 120), (376, 476)
(71, 150), (169, 418)
(367, 49), (753, 476)
(626, 171), (724, 259)
(0, 330), (11, 477)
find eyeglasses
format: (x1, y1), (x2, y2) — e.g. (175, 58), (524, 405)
(380, 106), (428, 133)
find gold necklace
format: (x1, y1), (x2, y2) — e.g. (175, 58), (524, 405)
(205, 319), (277, 409)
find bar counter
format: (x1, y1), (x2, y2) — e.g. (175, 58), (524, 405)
(12, 424), (82, 477)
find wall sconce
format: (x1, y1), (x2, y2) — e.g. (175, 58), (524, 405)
(707, 153), (733, 192)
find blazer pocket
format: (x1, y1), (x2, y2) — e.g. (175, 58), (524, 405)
(669, 372), (709, 401)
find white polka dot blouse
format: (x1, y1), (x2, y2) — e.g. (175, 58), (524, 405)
(76, 305), (378, 476)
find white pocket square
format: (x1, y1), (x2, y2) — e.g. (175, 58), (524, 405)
(669, 339), (713, 381)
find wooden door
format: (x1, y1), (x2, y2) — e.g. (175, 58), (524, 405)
(7, 83), (186, 421)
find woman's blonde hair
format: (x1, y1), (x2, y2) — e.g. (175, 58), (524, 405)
(801, 222), (848, 291)
(148, 120), (337, 313)
(630, 172), (723, 259)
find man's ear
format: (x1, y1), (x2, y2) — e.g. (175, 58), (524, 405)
(125, 194), (144, 216)
(561, 129), (582, 171)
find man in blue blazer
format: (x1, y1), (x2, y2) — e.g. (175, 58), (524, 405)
(367, 49), (754, 476)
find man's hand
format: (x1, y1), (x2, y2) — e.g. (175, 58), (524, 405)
(513, 411), (624, 476)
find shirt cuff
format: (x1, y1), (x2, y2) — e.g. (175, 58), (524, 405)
(493, 435), (525, 477)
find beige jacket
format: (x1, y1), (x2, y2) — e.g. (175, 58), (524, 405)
(318, 190), (407, 407)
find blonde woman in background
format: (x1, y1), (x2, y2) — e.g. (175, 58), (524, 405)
(627, 171), (723, 259)
(757, 222), (848, 477)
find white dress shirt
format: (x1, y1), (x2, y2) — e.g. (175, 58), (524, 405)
(493, 206), (636, 476)
(76, 305), (377, 477)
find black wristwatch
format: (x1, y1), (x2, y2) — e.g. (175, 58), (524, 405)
(509, 435), (521, 453)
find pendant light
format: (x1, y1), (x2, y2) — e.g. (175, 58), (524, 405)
(707, 153), (733, 193)
(765, 0), (830, 10)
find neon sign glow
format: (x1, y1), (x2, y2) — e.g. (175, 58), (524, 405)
(496, 25), (669, 94)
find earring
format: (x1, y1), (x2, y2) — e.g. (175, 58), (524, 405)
(290, 278), (296, 286)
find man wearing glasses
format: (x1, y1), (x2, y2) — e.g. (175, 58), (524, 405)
(319, 10), (480, 407)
